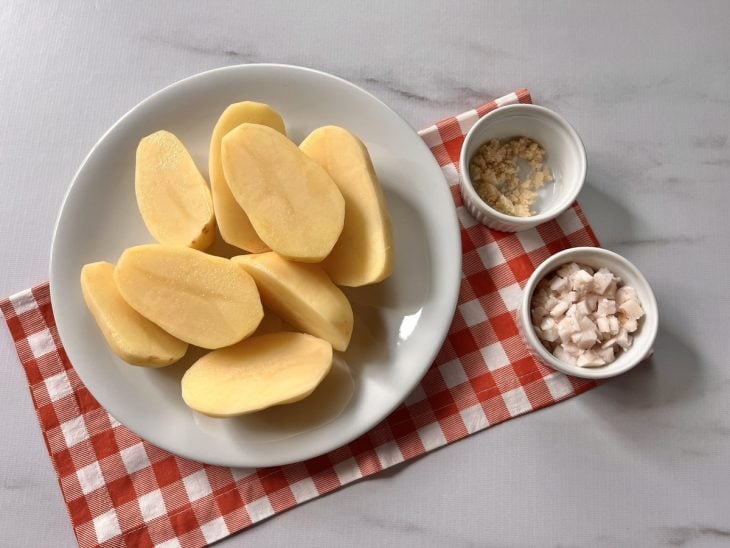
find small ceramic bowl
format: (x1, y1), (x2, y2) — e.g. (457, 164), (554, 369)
(459, 104), (586, 232)
(518, 247), (658, 380)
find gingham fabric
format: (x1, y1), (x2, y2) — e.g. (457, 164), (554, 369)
(2, 89), (601, 548)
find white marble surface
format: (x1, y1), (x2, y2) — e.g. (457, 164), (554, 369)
(1, 1), (729, 546)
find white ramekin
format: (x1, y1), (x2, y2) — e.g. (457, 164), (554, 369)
(518, 247), (659, 380)
(460, 104), (586, 232)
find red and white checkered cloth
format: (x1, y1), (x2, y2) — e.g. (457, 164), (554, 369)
(2, 89), (601, 548)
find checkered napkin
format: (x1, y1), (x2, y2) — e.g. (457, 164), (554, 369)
(2, 89), (601, 548)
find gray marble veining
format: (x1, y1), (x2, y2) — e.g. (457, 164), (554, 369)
(662, 526), (730, 547)
(140, 33), (261, 62)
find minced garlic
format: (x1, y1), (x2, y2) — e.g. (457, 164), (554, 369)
(468, 136), (553, 217)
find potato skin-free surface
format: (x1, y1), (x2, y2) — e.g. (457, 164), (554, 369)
(114, 244), (263, 349)
(181, 332), (333, 417)
(300, 126), (394, 286)
(209, 102), (285, 253)
(233, 252), (353, 351)
(222, 123), (345, 262)
(81, 261), (188, 367)
(136, 130), (215, 250)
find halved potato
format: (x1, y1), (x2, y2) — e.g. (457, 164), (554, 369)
(209, 102), (285, 253)
(81, 262), (188, 367)
(136, 130), (215, 250)
(234, 252), (353, 351)
(181, 332), (333, 417)
(222, 124), (345, 262)
(254, 307), (296, 336)
(114, 244), (262, 349)
(300, 126), (394, 286)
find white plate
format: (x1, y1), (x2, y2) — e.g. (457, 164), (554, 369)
(50, 64), (461, 468)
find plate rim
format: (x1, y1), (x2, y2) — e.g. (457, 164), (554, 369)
(49, 63), (462, 467)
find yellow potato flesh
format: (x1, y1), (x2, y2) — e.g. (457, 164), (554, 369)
(181, 332), (333, 417)
(136, 131), (215, 250)
(300, 126), (394, 286)
(114, 244), (262, 349)
(254, 307), (296, 336)
(80, 262), (188, 367)
(209, 102), (286, 253)
(222, 124), (345, 262)
(233, 252), (353, 352)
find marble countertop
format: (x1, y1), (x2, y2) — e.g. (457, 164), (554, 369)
(1, 2), (729, 546)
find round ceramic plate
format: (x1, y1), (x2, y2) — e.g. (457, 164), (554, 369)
(50, 64), (461, 468)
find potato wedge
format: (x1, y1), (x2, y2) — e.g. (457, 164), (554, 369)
(222, 124), (345, 262)
(300, 126), (394, 286)
(181, 332), (333, 417)
(114, 244), (262, 349)
(209, 102), (285, 253)
(233, 252), (353, 351)
(254, 307), (296, 336)
(136, 130), (215, 250)
(81, 261), (188, 367)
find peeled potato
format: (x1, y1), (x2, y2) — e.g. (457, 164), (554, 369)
(222, 124), (345, 262)
(300, 126), (394, 286)
(114, 244), (262, 349)
(80, 262), (188, 367)
(233, 252), (353, 351)
(181, 332), (333, 417)
(254, 307), (296, 336)
(136, 131), (215, 250)
(209, 102), (285, 253)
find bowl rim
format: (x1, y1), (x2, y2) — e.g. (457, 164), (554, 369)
(459, 103), (587, 226)
(519, 247), (659, 379)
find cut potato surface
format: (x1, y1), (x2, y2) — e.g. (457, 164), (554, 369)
(233, 252), (353, 352)
(222, 124), (345, 262)
(209, 102), (286, 253)
(136, 130), (215, 250)
(81, 262), (188, 367)
(300, 126), (394, 286)
(114, 244), (262, 349)
(254, 307), (296, 336)
(181, 332), (333, 417)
